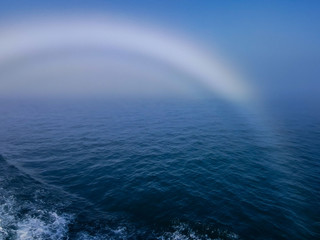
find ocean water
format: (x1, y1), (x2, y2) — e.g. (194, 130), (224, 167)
(0, 99), (319, 240)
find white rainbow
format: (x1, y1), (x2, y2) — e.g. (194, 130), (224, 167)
(0, 15), (252, 102)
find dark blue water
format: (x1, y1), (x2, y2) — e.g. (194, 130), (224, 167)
(0, 99), (319, 240)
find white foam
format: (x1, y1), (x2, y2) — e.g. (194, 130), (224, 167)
(0, 195), (17, 240)
(0, 190), (72, 240)
(0, 188), (239, 240)
(158, 222), (239, 240)
(16, 212), (71, 240)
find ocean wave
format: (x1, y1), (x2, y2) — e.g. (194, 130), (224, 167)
(0, 191), (72, 240)
(74, 222), (240, 240)
(0, 156), (73, 240)
(16, 212), (71, 240)
(0, 192), (239, 240)
(0, 155), (241, 240)
(157, 222), (239, 240)
(76, 227), (128, 240)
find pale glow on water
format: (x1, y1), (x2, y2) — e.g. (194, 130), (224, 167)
(0, 14), (253, 103)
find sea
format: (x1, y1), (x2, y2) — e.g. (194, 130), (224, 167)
(0, 98), (319, 240)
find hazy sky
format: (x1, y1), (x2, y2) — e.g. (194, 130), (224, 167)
(0, 0), (319, 104)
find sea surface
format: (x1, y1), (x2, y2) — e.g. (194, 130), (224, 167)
(0, 98), (319, 240)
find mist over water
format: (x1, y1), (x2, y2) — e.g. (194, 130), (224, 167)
(0, 99), (319, 240)
(1, 1), (320, 239)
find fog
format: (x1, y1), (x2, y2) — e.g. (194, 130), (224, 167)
(0, 1), (319, 108)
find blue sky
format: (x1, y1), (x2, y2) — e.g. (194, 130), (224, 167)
(0, 0), (319, 103)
